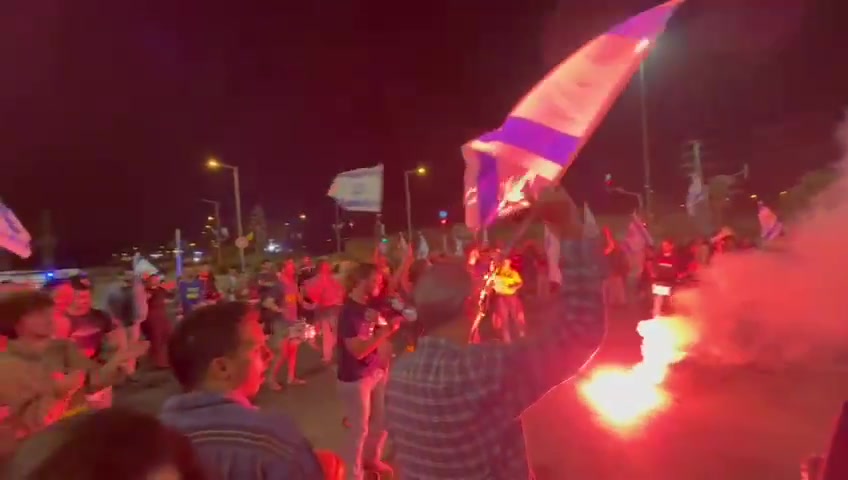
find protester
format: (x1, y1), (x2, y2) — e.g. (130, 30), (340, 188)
(142, 273), (175, 369)
(385, 186), (607, 479)
(491, 257), (525, 343)
(198, 264), (221, 303)
(263, 259), (305, 390)
(161, 301), (323, 479)
(336, 263), (399, 479)
(65, 275), (120, 360)
(650, 239), (684, 317)
(0, 290), (149, 442)
(303, 260), (344, 365)
(6, 408), (206, 480)
(178, 273), (205, 316)
(603, 226), (628, 307)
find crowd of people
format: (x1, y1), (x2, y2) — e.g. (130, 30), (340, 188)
(0, 188), (846, 480)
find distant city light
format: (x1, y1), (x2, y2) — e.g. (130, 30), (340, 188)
(265, 239), (282, 253)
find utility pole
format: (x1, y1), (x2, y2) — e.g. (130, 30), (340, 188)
(688, 140), (704, 180)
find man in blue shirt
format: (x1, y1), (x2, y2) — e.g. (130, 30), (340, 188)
(178, 274), (205, 316)
(161, 302), (323, 480)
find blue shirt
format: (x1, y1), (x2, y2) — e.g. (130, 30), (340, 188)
(179, 279), (205, 314)
(336, 297), (379, 382)
(160, 391), (323, 480)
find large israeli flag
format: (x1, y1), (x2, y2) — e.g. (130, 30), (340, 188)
(0, 200), (32, 259)
(463, 0), (684, 228)
(327, 164), (384, 213)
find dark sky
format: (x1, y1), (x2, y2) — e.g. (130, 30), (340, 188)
(2, 0), (845, 266)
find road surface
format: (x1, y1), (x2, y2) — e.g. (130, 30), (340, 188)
(115, 306), (846, 480)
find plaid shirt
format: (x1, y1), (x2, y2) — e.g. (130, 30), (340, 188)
(385, 239), (607, 480)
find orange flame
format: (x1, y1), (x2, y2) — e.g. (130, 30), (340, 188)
(578, 315), (698, 432)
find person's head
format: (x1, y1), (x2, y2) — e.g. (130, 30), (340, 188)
(168, 302), (270, 398)
(501, 258), (512, 270)
(318, 260), (332, 276)
(301, 257), (313, 269)
(660, 239), (675, 255)
(8, 408), (206, 480)
(260, 259), (273, 274)
(228, 267), (238, 276)
(282, 259), (296, 277)
(412, 260), (476, 339)
(66, 276), (92, 315)
(0, 290), (55, 340)
(345, 263), (380, 297)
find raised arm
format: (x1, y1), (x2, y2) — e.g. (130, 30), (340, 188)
(465, 187), (607, 419)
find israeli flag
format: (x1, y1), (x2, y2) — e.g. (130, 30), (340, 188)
(327, 164), (383, 213)
(416, 232), (430, 260)
(0, 200), (32, 259)
(463, 1), (684, 228)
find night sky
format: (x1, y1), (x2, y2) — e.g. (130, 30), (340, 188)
(2, 0), (845, 266)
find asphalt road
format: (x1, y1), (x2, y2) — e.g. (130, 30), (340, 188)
(115, 306), (847, 480)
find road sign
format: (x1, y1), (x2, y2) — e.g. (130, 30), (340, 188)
(235, 236), (249, 250)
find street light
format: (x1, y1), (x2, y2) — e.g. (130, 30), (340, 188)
(404, 166), (427, 240)
(298, 213), (307, 220)
(206, 157), (245, 272)
(201, 199), (222, 267)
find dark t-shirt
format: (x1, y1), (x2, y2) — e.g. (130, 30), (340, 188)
(654, 252), (681, 284)
(259, 281), (284, 333)
(337, 297), (378, 382)
(67, 308), (115, 359)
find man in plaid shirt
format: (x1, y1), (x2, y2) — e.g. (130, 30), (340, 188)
(385, 187), (607, 479)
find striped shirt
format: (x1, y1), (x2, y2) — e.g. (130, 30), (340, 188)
(385, 239), (607, 480)
(160, 391), (323, 480)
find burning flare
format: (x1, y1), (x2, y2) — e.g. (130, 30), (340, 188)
(578, 315), (698, 431)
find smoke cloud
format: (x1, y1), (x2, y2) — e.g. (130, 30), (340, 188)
(677, 115), (848, 368)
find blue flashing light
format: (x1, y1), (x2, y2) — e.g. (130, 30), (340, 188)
(438, 210), (448, 219)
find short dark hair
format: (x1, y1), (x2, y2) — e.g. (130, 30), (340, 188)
(10, 408), (206, 480)
(168, 302), (250, 390)
(0, 290), (55, 338)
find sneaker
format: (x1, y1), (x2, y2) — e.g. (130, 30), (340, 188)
(265, 380), (283, 391)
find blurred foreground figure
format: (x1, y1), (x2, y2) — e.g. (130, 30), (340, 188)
(385, 187), (607, 479)
(161, 302), (323, 480)
(6, 408), (206, 480)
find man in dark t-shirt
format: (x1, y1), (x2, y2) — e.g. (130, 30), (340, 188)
(335, 263), (399, 478)
(66, 275), (117, 360)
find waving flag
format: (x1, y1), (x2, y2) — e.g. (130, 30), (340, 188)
(686, 173), (712, 234)
(463, 1), (684, 228)
(621, 213), (653, 278)
(0, 200), (32, 259)
(758, 202), (783, 242)
(454, 235), (464, 257)
(327, 164), (383, 213)
(416, 232), (430, 260)
(544, 225), (562, 284)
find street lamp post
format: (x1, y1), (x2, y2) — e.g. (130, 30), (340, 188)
(201, 199), (222, 267)
(404, 166), (427, 241)
(639, 63), (652, 222)
(206, 158), (245, 272)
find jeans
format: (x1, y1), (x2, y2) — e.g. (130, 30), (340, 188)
(315, 306), (340, 363)
(493, 294), (526, 343)
(336, 369), (387, 480)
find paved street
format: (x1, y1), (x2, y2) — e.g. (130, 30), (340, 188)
(115, 307), (848, 480)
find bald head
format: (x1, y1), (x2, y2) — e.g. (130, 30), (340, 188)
(412, 259), (475, 332)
